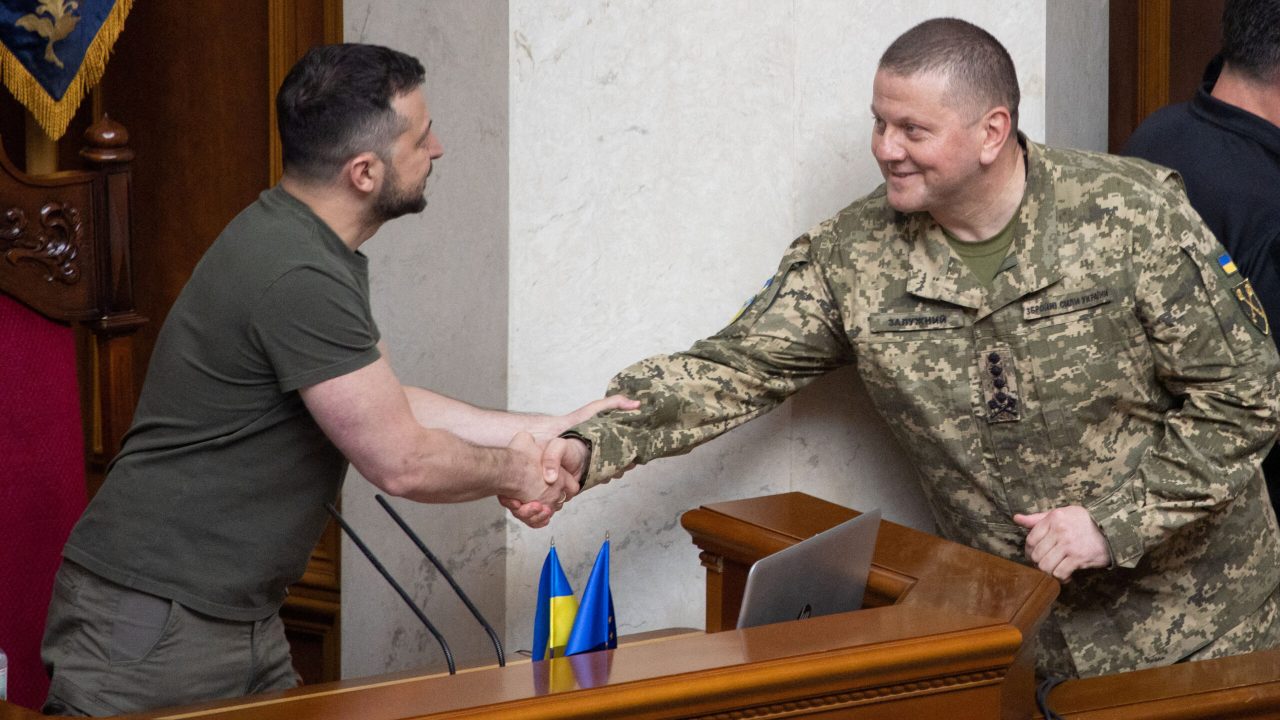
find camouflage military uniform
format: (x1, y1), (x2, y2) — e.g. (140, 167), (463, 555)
(569, 139), (1280, 678)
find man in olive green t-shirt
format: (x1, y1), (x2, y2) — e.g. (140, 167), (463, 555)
(41, 44), (631, 717)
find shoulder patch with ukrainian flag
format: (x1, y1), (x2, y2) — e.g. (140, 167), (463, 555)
(731, 276), (774, 323)
(1219, 253), (1270, 336)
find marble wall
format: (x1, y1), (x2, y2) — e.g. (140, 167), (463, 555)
(340, 0), (511, 679)
(1046, 0), (1111, 151)
(341, 0), (1109, 679)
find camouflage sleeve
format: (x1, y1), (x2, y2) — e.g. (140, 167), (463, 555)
(569, 235), (855, 489)
(1091, 176), (1280, 568)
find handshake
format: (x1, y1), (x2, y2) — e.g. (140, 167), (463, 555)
(498, 394), (639, 529)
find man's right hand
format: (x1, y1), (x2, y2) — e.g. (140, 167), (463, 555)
(500, 437), (590, 528)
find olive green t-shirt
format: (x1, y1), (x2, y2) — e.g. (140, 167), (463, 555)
(944, 214), (1018, 287)
(64, 186), (381, 621)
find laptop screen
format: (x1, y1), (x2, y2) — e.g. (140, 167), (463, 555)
(736, 508), (881, 629)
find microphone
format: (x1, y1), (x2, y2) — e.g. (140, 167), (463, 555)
(375, 494), (506, 667)
(325, 502), (457, 675)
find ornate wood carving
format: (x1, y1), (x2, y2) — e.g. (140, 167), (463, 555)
(2, 202), (84, 285)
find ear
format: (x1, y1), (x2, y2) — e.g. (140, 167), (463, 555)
(977, 106), (1013, 166)
(343, 151), (383, 196)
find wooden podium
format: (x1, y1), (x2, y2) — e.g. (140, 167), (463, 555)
(5, 494), (1278, 719)
(0, 492), (1056, 720)
(681, 492), (1059, 719)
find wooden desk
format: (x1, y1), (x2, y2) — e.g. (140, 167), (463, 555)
(683, 492), (1060, 719)
(45, 492), (1276, 720)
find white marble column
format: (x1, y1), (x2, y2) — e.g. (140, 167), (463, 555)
(340, 0), (511, 679)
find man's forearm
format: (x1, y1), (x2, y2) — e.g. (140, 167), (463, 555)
(368, 426), (557, 506)
(404, 385), (549, 446)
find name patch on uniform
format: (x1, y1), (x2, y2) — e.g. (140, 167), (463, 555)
(1023, 287), (1113, 320)
(869, 311), (965, 333)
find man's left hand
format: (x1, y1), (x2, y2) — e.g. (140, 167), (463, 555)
(1013, 506), (1110, 583)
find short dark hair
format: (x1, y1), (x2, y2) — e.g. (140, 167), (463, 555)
(878, 18), (1020, 132)
(276, 44), (426, 181)
(1222, 0), (1280, 82)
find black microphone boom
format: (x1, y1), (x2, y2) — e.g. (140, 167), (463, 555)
(376, 494), (506, 667)
(325, 502), (457, 675)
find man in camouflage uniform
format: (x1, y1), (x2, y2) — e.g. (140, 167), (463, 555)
(516, 18), (1280, 678)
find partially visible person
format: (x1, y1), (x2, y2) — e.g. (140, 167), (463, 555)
(517, 18), (1280, 680)
(40, 44), (631, 716)
(1125, 0), (1280, 514)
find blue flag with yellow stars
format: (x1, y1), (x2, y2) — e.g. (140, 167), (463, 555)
(0, 0), (134, 139)
(532, 544), (578, 661)
(565, 539), (617, 656)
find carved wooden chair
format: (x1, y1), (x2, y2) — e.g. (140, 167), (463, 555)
(0, 118), (143, 709)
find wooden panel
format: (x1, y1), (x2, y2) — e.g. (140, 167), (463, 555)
(1109, 0), (1140, 152)
(1169, 0), (1224, 104)
(268, 0), (342, 184)
(1137, 0), (1172, 120)
(129, 608), (1026, 720)
(1039, 648), (1280, 719)
(97, 1), (272, 397)
(1109, 0), (1225, 152)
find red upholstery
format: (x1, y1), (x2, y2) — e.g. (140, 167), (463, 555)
(0, 293), (87, 709)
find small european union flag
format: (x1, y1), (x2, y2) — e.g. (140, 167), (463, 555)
(565, 539), (617, 656)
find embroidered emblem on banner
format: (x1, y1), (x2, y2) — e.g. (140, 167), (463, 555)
(0, 0), (135, 139)
(1234, 279), (1270, 336)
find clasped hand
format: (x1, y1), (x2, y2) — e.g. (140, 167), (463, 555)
(499, 436), (591, 528)
(500, 394), (637, 528)
(1013, 505), (1111, 582)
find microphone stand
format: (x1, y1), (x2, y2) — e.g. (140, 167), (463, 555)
(325, 502), (457, 675)
(376, 494), (506, 667)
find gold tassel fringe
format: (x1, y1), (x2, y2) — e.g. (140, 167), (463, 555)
(0, 0), (135, 141)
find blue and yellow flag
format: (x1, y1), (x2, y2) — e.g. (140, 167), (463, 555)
(565, 539), (617, 656)
(531, 544), (578, 661)
(0, 0), (134, 139)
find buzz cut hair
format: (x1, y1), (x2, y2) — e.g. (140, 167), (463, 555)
(878, 18), (1020, 133)
(1221, 0), (1280, 83)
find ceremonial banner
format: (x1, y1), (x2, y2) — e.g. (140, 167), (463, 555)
(0, 0), (133, 139)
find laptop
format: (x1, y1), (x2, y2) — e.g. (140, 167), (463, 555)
(736, 508), (881, 629)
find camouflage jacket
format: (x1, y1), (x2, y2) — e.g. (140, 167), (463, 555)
(570, 140), (1280, 677)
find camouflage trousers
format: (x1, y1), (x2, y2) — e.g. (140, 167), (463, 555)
(1036, 583), (1280, 679)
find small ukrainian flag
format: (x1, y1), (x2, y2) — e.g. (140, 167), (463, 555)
(1220, 253), (1238, 275)
(532, 544), (578, 661)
